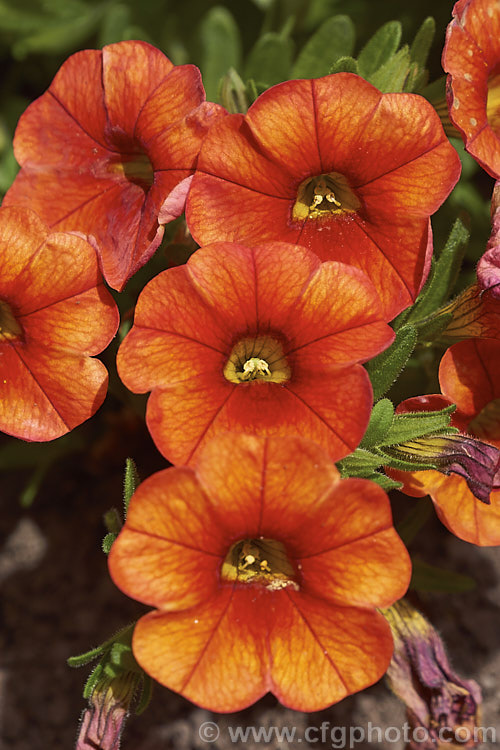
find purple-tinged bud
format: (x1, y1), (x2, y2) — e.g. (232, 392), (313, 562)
(76, 673), (137, 750)
(386, 433), (500, 503)
(382, 600), (482, 749)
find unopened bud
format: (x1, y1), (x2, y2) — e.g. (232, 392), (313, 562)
(382, 600), (482, 749)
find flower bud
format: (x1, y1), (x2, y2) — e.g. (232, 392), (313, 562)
(385, 433), (500, 502)
(382, 600), (482, 749)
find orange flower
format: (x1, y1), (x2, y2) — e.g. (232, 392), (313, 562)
(391, 339), (500, 545)
(116, 241), (394, 465)
(108, 434), (411, 712)
(0, 207), (119, 441)
(186, 73), (461, 320)
(443, 0), (500, 177)
(3, 41), (225, 291)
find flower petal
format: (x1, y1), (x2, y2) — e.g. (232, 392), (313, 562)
(132, 588), (269, 712)
(439, 339), (500, 420)
(108, 467), (225, 610)
(269, 592), (394, 711)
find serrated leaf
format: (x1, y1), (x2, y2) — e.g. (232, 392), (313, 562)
(379, 406), (456, 446)
(244, 32), (293, 87)
(408, 218), (469, 323)
(410, 558), (476, 593)
(329, 55), (358, 74)
(410, 16), (435, 69)
(361, 399), (395, 449)
(357, 20), (401, 78)
(368, 46), (411, 93)
(198, 6), (242, 101)
(366, 324), (417, 401)
(292, 15), (355, 79)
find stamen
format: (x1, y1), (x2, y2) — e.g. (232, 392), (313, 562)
(0, 299), (22, 342)
(292, 172), (360, 222)
(221, 538), (299, 591)
(223, 336), (291, 384)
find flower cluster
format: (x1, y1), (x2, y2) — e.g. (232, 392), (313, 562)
(3, 0), (500, 736)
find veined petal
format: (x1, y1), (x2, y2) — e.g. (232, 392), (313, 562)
(0, 344), (108, 441)
(195, 434), (340, 540)
(102, 41), (174, 145)
(132, 588), (269, 712)
(187, 241), (321, 332)
(269, 592), (394, 711)
(439, 339), (500, 421)
(108, 468), (226, 610)
(282, 260), (393, 363)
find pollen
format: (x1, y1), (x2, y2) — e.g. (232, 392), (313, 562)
(223, 335), (291, 384)
(221, 538), (299, 591)
(292, 172), (361, 222)
(0, 299), (22, 342)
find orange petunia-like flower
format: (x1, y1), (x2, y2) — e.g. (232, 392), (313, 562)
(443, 0), (500, 177)
(3, 41), (225, 291)
(391, 339), (500, 546)
(0, 207), (119, 441)
(108, 433), (411, 712)
(116, 241), (395, 466)
(185, 73), (461, 321)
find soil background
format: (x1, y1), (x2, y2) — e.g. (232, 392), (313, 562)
(1, 400), (499, 750)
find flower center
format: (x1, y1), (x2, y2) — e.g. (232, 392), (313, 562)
(108, 151), (154, 189)
(487, 71), (500, 133)
(470, 398), (500, 443)
(0, 299), (22, 342)
(223, 335), (290, 384)
(221, 538), (299, 591)
(292, 172), (361, 222)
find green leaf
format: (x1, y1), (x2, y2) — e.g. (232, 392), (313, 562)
(365, 324), (417, 401)
(360, 399), (394, 449)
(368, 46), (411, 93)
(292, 15), (355, 79)
(198, 6), (242, 101)
(68, 644), (107, 669)
(123, 458), (140, 516)
(97, 3), (131, 46)
(361, 471), (402, 491)
(136, 674), (153, 715)
(410, 558), (476, 593)
(410, 17), (435, 69)
(407, 218), (469, 324)
(336, 448), (385, 477)
(83, 663), (104, 700)
(378, 406), (456, 446)
(357, 20), (401, 78)
(245, 32), (293, 87)
(329, 55), (359, 74)
(102, 532), (117, 555)
(11, 4), (106, 59)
